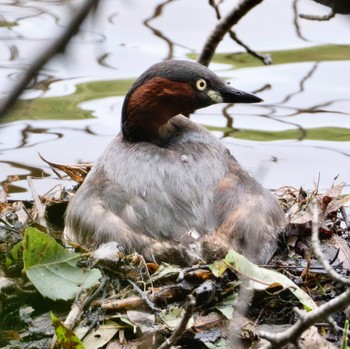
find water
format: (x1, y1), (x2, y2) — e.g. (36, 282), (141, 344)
(0, 0), (350, 199)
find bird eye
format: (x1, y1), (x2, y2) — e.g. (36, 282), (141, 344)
(196, 78), (207, 91)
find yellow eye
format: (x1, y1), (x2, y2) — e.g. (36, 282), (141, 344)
(196, 78), (207, 91)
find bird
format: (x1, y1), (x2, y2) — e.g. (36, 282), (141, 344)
(64, 60), (286, 265)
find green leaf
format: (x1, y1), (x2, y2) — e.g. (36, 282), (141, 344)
(6, 241), (24, 268)
(51, 312), (85, 349)
(215, 293), (238, 319)
(204, 338), (230, 349)
(23, 227), (101, 300)
(342, 319), (349, 349)
(222, 249), (317, 311)
(209, 259), (229, 277)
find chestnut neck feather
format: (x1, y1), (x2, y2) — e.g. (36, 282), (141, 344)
(122, 77), (197, 143)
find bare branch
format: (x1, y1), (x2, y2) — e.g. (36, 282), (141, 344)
(0, 0), (99, 119)
(259, 290), (350, 348)
(198, 0), (263, 67)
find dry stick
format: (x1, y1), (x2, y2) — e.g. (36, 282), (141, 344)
(27, 176), (47, 227)
(49, 290), (90, 349)
(157, 295), (196, 349)
(0, 0), (99, 119)
(259, 200), (350, 348)
(198, 0), (263, 67)
(127, 279), (161, 313)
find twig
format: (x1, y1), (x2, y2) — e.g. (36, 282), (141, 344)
(259, 290), (350, 348)
(198, 0), (263, 67)
(299, 10), (336, 21)
(84, 275), (109, 307)
(157, 295), (196, 349)
(127, 279), (161, 313)
(49, 290), (90, 349)
(0, 0), (99, 119)
(27, 176), (47, 227)
(340, 206), (350, 230)
(292, 0), (308, 42)
(98, 296), (144, 310)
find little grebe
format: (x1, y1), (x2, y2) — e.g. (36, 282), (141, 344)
(64, 60), (286, 265)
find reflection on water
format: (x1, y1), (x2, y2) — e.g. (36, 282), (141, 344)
(0, 0), (349, 199)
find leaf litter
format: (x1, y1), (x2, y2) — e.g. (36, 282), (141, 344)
(0, 167), (350, 348)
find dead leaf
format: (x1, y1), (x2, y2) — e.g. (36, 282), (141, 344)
(74, 320), (120, 349)
(106, 340), (138, 349)
(319, 182), (345, 198)
(126, 310), (156, 333)
(0, 186), (7, 204)
(193, 312), (227, 331)
(325, 194), (350, 213)
(39, 153), (92, 183)
(331, 235), (350, 272)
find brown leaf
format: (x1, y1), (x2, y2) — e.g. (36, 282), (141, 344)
(319, 182), (345, 198)
(39, 153), (92, 183)
(332, 235), (350, 272)
(325, 194), (350, 213)
(126, 310), (155, 333)
(193, 312), (226, 331)
(288, 203), (313, 224)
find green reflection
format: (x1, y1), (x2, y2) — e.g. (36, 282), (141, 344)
(190, 44), (350, 69)
(3, 79), (133, 123)
(207, 126), (350, 142)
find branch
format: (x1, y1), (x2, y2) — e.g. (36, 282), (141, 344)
(198, 0), (263, 67)
(259, 290), (350, 348)
(0, 0), (99, 119)
(259, 200), (350, 348)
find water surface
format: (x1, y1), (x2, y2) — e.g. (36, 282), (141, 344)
(0, 0), (349, 199)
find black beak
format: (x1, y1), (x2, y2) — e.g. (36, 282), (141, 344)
(220, 85), (263, 104)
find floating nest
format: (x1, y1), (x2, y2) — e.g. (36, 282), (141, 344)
(0, 164), (350, 349)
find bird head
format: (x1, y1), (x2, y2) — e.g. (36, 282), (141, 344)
(122, 60), (262, 142)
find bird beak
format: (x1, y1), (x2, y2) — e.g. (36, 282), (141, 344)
(219, 85), (263, 104)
